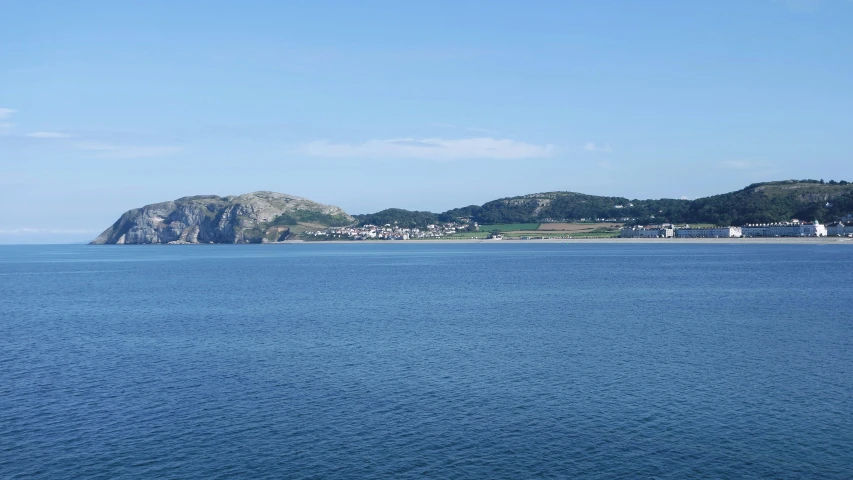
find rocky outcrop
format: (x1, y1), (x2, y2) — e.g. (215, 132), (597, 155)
(91, 192), (354, 244)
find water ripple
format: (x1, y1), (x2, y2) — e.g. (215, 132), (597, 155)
(1, 244), (852, 478)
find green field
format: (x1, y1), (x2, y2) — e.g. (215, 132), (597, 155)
(446, 223), (622, 239)
(444, 230), (621, 240)
(477, 223), (540, 232)
(563, 230), (621, 238)
(446, 231), (492, 239)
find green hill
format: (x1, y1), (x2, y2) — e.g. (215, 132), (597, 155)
(357, 179), (853, 227)
(685, 180), (853, 226)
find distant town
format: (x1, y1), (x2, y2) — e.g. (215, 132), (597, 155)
(620, 218), (853, 239)
(305, 214), (853, 241)
(308, 221), (477, 241)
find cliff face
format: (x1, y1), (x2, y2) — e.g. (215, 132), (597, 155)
(91, 192), (353, 244)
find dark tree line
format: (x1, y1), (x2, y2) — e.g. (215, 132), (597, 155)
(354, 209), (440, 228)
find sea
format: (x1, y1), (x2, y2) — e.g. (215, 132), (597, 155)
(1, 243), (852, 479)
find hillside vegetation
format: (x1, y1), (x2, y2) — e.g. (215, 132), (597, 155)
(357, 180), (853, 228)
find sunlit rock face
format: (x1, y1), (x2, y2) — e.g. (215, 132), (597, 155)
(91, 192), (353, 244)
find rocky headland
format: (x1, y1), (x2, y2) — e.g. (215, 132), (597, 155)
(90, 192), (353, 244)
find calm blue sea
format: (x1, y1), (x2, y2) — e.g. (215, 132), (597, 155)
(1, 243), (852, 479)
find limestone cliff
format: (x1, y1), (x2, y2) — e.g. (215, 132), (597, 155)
(90, 192), (353, 244)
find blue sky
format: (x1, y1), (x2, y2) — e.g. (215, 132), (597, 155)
(2, 0), (852, 243)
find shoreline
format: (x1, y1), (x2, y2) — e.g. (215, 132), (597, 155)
(279, 237), (853, 245)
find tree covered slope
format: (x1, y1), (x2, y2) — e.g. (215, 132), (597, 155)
(356, 180), (853, 227)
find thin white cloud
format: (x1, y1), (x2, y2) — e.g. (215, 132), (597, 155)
(0, 227), (100, 235)
(8, 66), (49, 74)
(302, 137), (555, 160)
(583, 142), (612, 153)
(722, 160), (752, 169)
(467, 127), (498, 134)
(0, 109), (15, 135)
(76, 142), (181, 159)
(0, 108), (177, 158)
(26, 131), (75, 138)
(435, 123), (499, 134)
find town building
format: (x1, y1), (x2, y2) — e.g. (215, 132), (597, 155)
(741, 221), (827, 237)
(675, 226), (743, 238)
(620, 226), (672, 238)
(828, 222), (853, 236)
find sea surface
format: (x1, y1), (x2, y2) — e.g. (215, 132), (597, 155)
(1, 243), (852, 479)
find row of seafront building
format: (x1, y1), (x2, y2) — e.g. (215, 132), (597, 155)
(310, 222), (473, 240)
(622, 220), (853, 238)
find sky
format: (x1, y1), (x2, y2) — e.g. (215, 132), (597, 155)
(1, 0), (852, 243)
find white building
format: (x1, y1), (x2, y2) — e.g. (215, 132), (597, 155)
(675, 226), (742, 238)
(802, 221), (828, 237)
(620, 227), (671, 238)
(740, 226), (764, 237)
(828, 223), (853, 236)
(741, 221), (827, 237)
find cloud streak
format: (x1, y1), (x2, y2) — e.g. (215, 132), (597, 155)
(467, 127), (498, 134)
(0, 227), (100, 235)
(26, 132), (75, 138)
(302, 137), (555, 160)
(0, 108), (16, 135)
(77, 142), (181, 159)
(583, 142), (612, 153)
(2, 108), (179, 158)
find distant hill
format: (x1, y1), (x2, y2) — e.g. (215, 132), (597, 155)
(685, 180), (853, 226)
(356, 179), (853, 228)
(353, 206), (484, 228)
(353, 208), (440, 229)
(91, 192), (353, 244)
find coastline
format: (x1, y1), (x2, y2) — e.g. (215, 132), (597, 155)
(280, 237), (853, 245)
